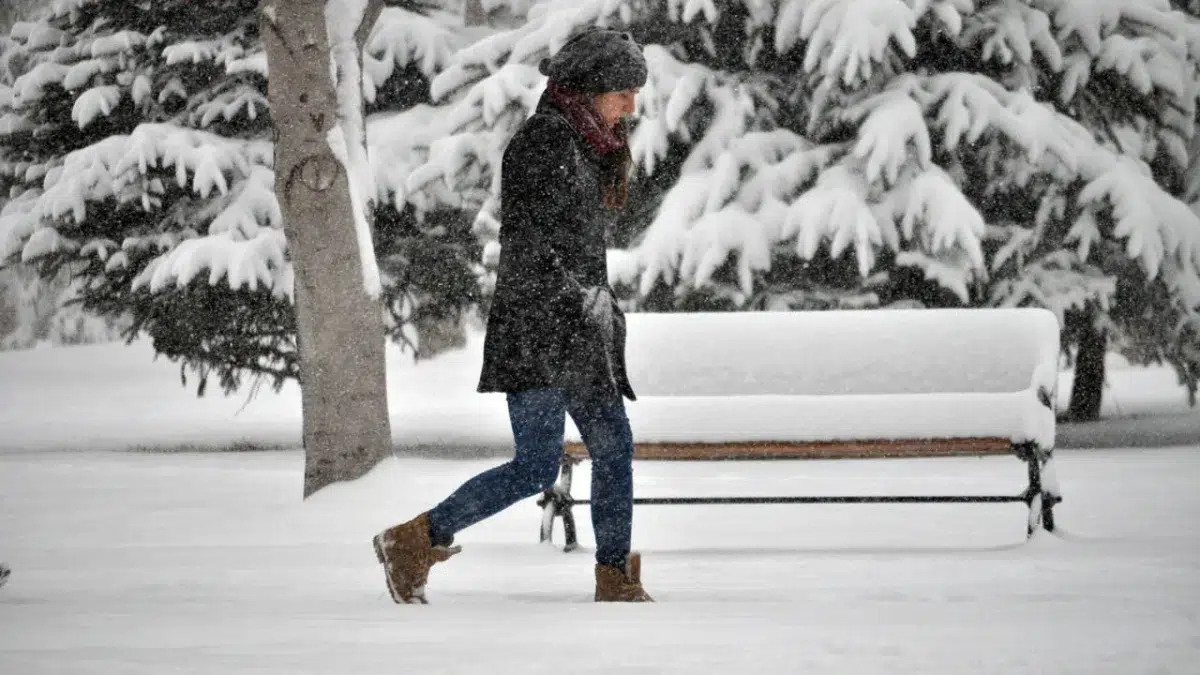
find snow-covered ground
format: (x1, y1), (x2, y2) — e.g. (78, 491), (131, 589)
(0, 337), (1198, 674)
(1, 448), (1198, 674)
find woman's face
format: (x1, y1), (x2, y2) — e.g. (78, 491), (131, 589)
(594, 89), (639, 127)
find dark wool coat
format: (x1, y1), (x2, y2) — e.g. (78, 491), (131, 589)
(477, 94), (636, 401)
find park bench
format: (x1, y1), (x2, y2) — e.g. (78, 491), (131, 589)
(537, 308), (1063, 551)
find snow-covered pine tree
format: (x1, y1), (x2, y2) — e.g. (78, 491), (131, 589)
(400, 1), (988, 311)
(403, 0), (1200, 413)
(351, 0), (484, 359)
(0, 0), (474, 394)
(966, 0), (1200, 416)
(0, 0), (127, 349)
(0, 0), (300, 392)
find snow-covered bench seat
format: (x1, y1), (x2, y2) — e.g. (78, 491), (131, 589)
(540, 308), (1063, 549)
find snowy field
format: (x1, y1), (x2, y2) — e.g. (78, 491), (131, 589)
(0, 338), (1198, 674)
(1, 448), (1198, 674)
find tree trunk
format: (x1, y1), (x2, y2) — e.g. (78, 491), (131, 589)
(260, 0), (392, 498)
(1067, 319), (1107, 422)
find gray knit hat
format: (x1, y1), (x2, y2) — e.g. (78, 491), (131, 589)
(538, 28), (648, 94)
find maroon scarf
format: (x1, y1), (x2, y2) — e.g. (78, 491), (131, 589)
(546, 81), (626, 154)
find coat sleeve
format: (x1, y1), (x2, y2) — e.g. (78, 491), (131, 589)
(500, 115), (588, 301)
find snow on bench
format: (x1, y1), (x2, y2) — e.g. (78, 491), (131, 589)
(579, 308), (1058, 452)
(539, 308), (1063, 549)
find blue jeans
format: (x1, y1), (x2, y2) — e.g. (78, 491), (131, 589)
(427, 388), (634, 568)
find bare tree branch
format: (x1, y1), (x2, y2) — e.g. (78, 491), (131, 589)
(356, 0), (386, 49)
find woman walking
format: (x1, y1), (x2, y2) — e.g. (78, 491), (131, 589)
(372, 28), (652, 604)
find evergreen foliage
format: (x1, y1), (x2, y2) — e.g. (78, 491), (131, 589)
(2, 0), (1198, 403)
(0, 0), (479, 394)
(402, 0), (1200, 401)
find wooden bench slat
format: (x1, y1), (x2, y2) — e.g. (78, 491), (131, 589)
(563, 437), (1014, 461)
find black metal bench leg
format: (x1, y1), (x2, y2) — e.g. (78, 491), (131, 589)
(1018, 443), (1061, 537)
(538, 455), (581, 552)
(1039, 456), (1058, 533)
(561, 502), (579, 552)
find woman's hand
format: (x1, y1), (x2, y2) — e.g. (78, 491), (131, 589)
(581, 286), (615, 345)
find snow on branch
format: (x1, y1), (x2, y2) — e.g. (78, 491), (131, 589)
(13, 23), (68, 52)
(736, 133), (832, 210)
(628, 45), (714, 174)
(89, 30), (148, 58)
(1077, 154), (1200, 284)
(431, 0), (631, 103)
(843, 77), (932, 185)
(1094, 33), (1188, 99)
(204, 164), (281, 240)
(48, 0), (98, 21)
(630, 49), (758, 185)
(226, 52), (268, 78)
(406, 127), (502, 202)
(880, 165), (987, 302)
(71, 84), (121, 128)
(124, 159), (284, 295)
(921, 72), (1089, 172)
(162, 40), (227, 67)
(960, 1), (1063, 70)
(0, 195), (39, 262)
(397, 2), (628, 219)
(681, 205), (771, 296)
(775, 0), (920, 86)
(431, 24), (537, 102)
(782, 164), (885, 278)
(11, 61), (69, 104)
(362, 7), (465, 104)
(677, 79), (755, 174)
(0, 110), (32, 135)
(62, 58), (113, 90)
(445, 63), (544, 134)
(634, 72), (1019, 301)
(134, 228), (290, 297)
(638, 172), (724, 295)
(635, 131), (836, 299)
(989, 249), (1117, 322)
(3, 123), (267, 268)
(1029, 0), (1178, 56)
(895, 249), (980, 303)
(1178, 10), (1200, 63)
(509, 2), (609, 68)
(667, 0), (718, 24)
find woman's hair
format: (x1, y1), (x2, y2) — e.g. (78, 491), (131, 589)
(544, 82), (635, 209)
(599, 116), (633, 209)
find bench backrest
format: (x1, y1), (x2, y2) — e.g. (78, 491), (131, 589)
(623, 308), (1060, 397)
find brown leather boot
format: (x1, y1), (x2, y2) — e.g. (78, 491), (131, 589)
(594, 552), (654, 602)
(372, 513), (461, 604)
